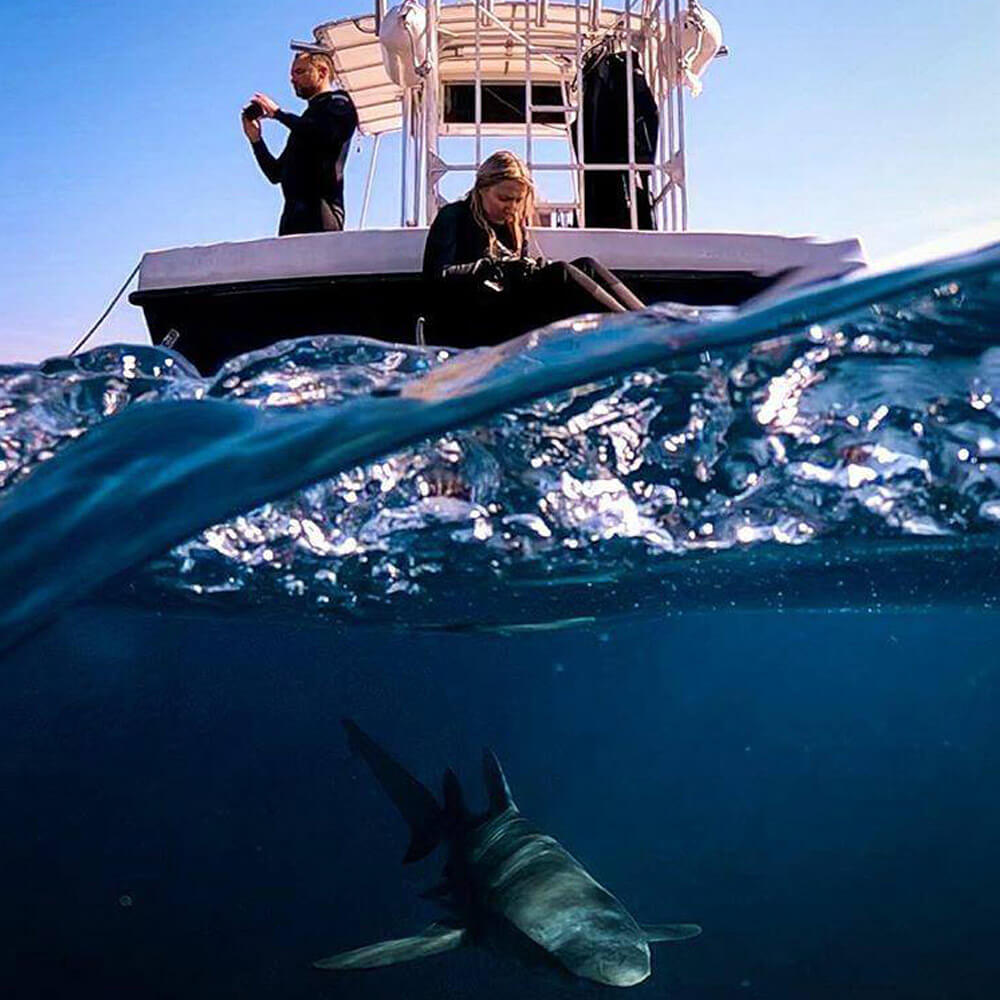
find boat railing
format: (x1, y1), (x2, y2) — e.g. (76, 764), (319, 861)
(301, 1), (724, 232)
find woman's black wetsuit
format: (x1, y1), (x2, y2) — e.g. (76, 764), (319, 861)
(421, 198), (643, 348)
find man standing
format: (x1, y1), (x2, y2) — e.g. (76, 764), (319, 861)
(242, 52), (358, 235)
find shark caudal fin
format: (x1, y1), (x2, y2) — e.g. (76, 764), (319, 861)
(642, 924), (702, 943)
(482, 749), (518, 814)
(342, 719), (444, 863)
(314, 923), (467, 970)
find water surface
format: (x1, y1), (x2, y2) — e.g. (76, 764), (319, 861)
(2, 243), (999, 998)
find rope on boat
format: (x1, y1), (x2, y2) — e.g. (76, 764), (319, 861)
(69, 260), (142, 357)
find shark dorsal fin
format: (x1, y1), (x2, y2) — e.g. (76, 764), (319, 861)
(482, 749), (518, 814)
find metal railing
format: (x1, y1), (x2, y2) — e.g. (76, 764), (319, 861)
(383, 0), (696, 230)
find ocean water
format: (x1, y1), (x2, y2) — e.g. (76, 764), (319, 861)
(2, 243), (1000, 998)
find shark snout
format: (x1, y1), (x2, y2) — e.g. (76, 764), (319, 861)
(593, 945), (651, 987)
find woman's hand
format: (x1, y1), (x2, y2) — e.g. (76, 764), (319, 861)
(501, 257), (539, 284)
(472, 258), (505, 288)
(441, 258), (505, 288)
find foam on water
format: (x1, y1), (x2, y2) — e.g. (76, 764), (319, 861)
(2, 242), (999, 646)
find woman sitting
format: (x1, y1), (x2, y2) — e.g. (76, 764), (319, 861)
(421, 150), (644, 349)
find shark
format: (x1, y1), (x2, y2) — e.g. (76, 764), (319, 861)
(314, 720), (701, 987)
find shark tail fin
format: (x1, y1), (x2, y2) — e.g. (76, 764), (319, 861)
(342, 719), (445, 863)
(314, 923), (467, 970)
(642, 923), (702, 943)
(482, 748), (518, 815)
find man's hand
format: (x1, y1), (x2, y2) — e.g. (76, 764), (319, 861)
(241, 114), (261, 142)
(252, 93), (281, 118)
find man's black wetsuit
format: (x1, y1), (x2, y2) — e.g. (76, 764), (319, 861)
(422, 197), (641, 348)
(251, 89), (358, 236)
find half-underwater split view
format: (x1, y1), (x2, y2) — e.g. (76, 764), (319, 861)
(2, 2), (999, 998)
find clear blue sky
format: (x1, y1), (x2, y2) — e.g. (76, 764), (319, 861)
(1, 1), (997, 363)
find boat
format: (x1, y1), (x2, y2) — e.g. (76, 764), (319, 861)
(128, 0), (866, 375)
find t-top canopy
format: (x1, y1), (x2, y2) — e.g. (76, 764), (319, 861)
(312, 1), (663, 137)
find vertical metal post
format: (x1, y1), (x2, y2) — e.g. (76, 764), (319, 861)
(650, 5), (666, 231)
(677, 66), (688, 230)
(360, 132), (382, 229)
(423, 0), (441, 221)
(575, 0), (586, 226)
(475, 0), (483, 168)
(656, 0), (670, 231)
(624, 0), (638, 230)
(563, 76), (578, 214)
(646, 3), (659, 231)
(674, 0), (688, 229)
(415, 90), (425, 225)
(400, 90), (410, 227)
(666, 0), (679, 230)
(525, 0), (534, 174)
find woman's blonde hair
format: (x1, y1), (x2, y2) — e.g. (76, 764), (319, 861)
(468, 150), (536, 258)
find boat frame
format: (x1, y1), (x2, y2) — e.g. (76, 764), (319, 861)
(308, 0), (701, 231)
(130, 1), (866, 374)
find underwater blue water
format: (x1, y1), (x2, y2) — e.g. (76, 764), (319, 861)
(2, 242), (1000, 997)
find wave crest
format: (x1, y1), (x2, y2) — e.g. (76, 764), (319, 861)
(2, 245), (999, 634)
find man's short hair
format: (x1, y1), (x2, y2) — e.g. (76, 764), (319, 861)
(295, 51), (335, 78)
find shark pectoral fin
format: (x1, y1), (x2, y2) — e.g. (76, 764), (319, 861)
(314, 924), (467, 971)
(642, 923), (702, 943)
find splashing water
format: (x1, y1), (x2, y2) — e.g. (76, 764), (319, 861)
(1, 243), (999, 642)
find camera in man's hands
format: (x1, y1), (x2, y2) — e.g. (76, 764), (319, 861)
(242, 101), (265, 121)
